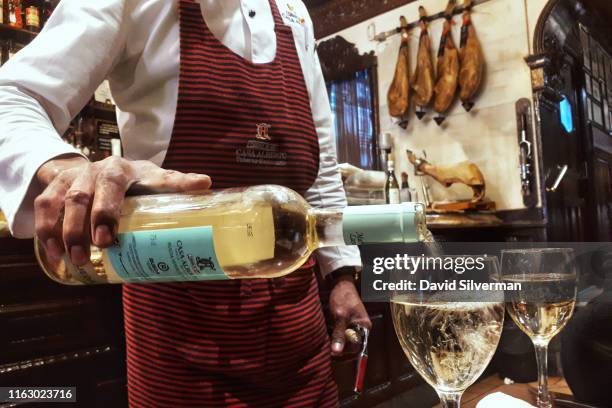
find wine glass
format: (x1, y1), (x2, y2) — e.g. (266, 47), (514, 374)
(390, 256), (505, 408)
(501, 248), (578, 408)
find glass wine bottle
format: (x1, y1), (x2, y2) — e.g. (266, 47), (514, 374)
(35, 185), (429, 285)
(385, 154), (401, 204)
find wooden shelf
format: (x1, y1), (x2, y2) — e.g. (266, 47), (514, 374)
(0, 23), (38, 43)
(89, 100), (116, 112)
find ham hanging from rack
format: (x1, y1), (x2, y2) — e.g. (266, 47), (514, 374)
(459, 0), (484, 111)
(387, 16), (410, 128)
(412, 6), (435, 120)
(433, 0), (460, 125)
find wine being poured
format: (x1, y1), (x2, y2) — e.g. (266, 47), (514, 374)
(390, 301), (504, 392)
(390, 256), (505, 408)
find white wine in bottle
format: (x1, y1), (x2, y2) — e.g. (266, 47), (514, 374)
(385, 155), (401, 204)
(35, 185), (428, 285)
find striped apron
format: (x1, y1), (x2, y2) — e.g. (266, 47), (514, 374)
(122, 0), (338, 406)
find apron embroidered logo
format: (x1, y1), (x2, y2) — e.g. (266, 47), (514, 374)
(236, 124), (288, 167)
(256, 123), (272, 141)
(283, 4), (305, 25)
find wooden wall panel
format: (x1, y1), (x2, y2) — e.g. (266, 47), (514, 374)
(0, 238), (127, 407)
(309, 0), (416, 39)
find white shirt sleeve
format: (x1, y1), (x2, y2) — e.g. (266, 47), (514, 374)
(0, 0), (127, 238)
(301, 16), (362, 277)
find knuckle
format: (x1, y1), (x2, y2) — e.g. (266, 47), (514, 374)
(100, 167), (129, 187)
(65, 190), (93, 206)
(103, 156), (124, 167)
(334, 308), (349, 320)
(34, 194), (54, 211)
(163, 170), (180, 181)
(55, 170), (72, 183)
(55, 168), (80, 186)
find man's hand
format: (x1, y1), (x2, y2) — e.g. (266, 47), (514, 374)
(35, 155), (211, 266)
(329, 273), (372, 356)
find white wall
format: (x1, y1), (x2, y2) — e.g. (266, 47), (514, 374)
(321, 0), (549, 210)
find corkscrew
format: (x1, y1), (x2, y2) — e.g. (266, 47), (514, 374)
(353, 325), (370, 395)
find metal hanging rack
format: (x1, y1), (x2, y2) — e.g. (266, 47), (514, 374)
(367, 0), (492, 43)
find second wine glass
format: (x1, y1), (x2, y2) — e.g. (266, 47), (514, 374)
(501, 248), (578, 408)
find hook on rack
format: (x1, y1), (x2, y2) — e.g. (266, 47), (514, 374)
(368, 0), (492, 43)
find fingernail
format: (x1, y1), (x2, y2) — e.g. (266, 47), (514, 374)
(94, 225), (112, 246)
(192, 174), (211, 184)
(45, 238), (62, 260)
(70, 246), (89, 266)
(332, 341), (343, 353)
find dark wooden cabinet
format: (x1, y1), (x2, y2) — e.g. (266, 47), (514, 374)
(534, 0), (612, 243)
(0, 238), (127, 407)
(589, 132), (612, 242)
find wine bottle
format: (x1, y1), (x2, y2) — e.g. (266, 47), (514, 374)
(385, 154), (400, 204)
(400, 172), (411, 203)
(24, 1), (40, 32)
(35, 185), (429, 285)
(41, 0), (53, 27)
(8, 0), (22, 28)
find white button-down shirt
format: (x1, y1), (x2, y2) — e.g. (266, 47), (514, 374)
(0, 0), (360, 276)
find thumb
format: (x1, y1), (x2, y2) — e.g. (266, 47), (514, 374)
(331, 316), (348, 356)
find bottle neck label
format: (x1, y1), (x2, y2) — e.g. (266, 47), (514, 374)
(106, 226), (228, 282)
(341, 203), (421, 245)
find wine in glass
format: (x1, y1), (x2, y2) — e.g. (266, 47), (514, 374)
(501, 248), (578, 408)
(390, 256), (505, 408)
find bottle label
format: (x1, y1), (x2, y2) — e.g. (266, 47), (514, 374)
(106, 226), (227, 282)
(342, 203), (421, 245)
(26, 7), (40, 28)
(387, 189), (400, 204)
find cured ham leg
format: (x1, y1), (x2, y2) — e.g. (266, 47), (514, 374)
(387, 16), (410, 128)
(459, 0), (484, 111)
(412, 6), (434, 120)
(407, 150), (486, 203)
(433, 0), (459, 126)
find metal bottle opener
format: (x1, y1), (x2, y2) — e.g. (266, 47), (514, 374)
(353, 325), (370, 394)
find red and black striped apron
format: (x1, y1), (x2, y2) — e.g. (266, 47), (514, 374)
(122, 0), (338, 406)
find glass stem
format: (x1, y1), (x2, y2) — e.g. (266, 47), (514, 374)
(534, 341), (552, 408)
(438, 391), (461, 408)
